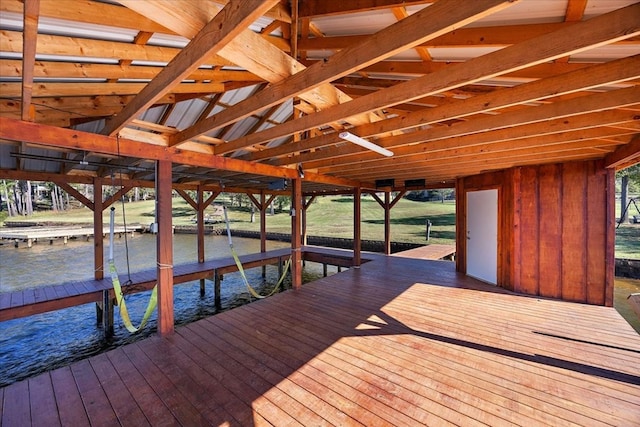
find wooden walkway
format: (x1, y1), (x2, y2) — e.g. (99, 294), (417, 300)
(2, 254), (639, 426)
(0, 225), (143, 248)
(0, 248), (293, 322)
(0, 245), (381, 322)
(392, 244), (455, 260)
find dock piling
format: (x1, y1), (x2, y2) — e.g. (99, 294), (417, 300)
(214, 271), (222, 310)
(101, 290), (114, 337)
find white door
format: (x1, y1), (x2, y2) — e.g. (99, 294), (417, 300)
(466, 189), (498, 285)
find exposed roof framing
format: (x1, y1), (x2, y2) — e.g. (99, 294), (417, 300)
(1, 0), (639, 194)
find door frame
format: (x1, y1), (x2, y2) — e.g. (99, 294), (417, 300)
(456, 182), (503, 287)
(466, 189), (498, 284)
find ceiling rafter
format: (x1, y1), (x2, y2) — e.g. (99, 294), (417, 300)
(100, 0), (280, 136)
(184, 0), (518, 152)
(279, 86), (640, 167)
(1, 0), (639, 191)
(222, 4), (640, 155)
(298, 0), (435, 18)
(120, 0), (383, 146)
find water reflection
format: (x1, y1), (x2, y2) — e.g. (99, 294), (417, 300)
(0, 234), (335, 386)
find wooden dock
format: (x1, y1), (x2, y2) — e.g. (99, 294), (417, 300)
(0, 245), (385, 323)
(0, 248), (293, 322)
(0, 225), (143, 248)
(1, 254), (638, 426)
(392, 243), (456, 260)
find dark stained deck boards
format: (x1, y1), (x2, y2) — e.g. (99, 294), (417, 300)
(49, 367), (91, 426)
(0, 248), (293, 321)
(2, 253), (639, 426)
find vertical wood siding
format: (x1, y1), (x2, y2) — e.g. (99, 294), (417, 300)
(457, 160), (614, 305)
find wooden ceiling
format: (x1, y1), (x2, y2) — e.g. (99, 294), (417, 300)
(0, 0), (639, 193)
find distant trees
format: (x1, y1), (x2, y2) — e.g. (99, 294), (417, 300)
(1, 180), (35, 216)
(405, 189), (455, 202)
(617, 164), (640, 222)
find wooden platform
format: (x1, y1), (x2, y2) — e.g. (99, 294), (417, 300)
(392, 243), (456, 260)
(2, 255), (639, 426)
(0, 248), (292, 322)
(0, 225), (143, 248)
(0, 245), (379, 322)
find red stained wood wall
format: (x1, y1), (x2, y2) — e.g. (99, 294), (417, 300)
(456, 160), (615, 306)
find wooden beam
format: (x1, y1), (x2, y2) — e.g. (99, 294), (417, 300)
(57, 182), (93, 210)
(196, 0), (517, 153)
(298, 0), (434, 17)
(322, 127), (637, 177)
(120, 1), (381, 147)
(312, 110), (639, 172)
(176, 188), (197, 210)
(291, 178), (302, 289)
(0, 117), (363, 189)
(0, 82), (226, 98)
(156, 159), (174, 336)
(287, 87), (640, 168)
(100, 0), (279, 136)
(297, 22), (639, 51)
(21, 0), (39, 121)
(197, 187), (205, 264)
(103, 185), (134, 210)
(264, 56), (640, 165)
(0, 60), (263, 82)
(353, 187), (362, 266)
(0, 30), (232, 66)
(93, 178), (104, 281)
(225, 4), (640, 151)
(604, 135), (640, 170)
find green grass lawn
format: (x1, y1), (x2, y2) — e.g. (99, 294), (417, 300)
(3, 193), (638, 332)
(2, 193), (637, 257)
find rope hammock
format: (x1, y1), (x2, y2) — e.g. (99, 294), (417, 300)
(109, 207), (157, 333)
(223, 205), (291, 299)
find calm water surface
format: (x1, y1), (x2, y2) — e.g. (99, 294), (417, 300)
(0, 233), (334, 386)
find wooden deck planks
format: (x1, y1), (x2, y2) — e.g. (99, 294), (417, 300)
(2, 253), (639, 426)
(28, 373), (61, 427)
(88, 353), (150, 427)
(391, 244), (456, 260)
(49, 367), (91, 426)
(0, 248), (291, 322)
(103, 349), (180, 426)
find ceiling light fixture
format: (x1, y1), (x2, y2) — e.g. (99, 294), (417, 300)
(339, 132), (394, 157)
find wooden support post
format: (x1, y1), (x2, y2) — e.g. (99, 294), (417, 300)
(323, 263), (328, 277)
(301, 195), (315, 247)
(302, 197), (308, 246)
(101, 290), (114, 338)
(291, 178), (303, 289)
(214, 271), (221, 310)
(260, 191), (267, 277)
(93, 178), (104, 280)
(95, 302), (103, 325)
(156, 160), (174, 336)
(384, 191), (392, 255)
(197, 186), (205, 264)
(604, 167), (616, 307)
(353, 187), (362, 267)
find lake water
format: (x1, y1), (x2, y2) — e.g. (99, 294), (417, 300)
(0, 233), (335, 386)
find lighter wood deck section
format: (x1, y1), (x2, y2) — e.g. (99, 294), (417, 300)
(2, 256), (639, 426)
(391, 244), (456, 260)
